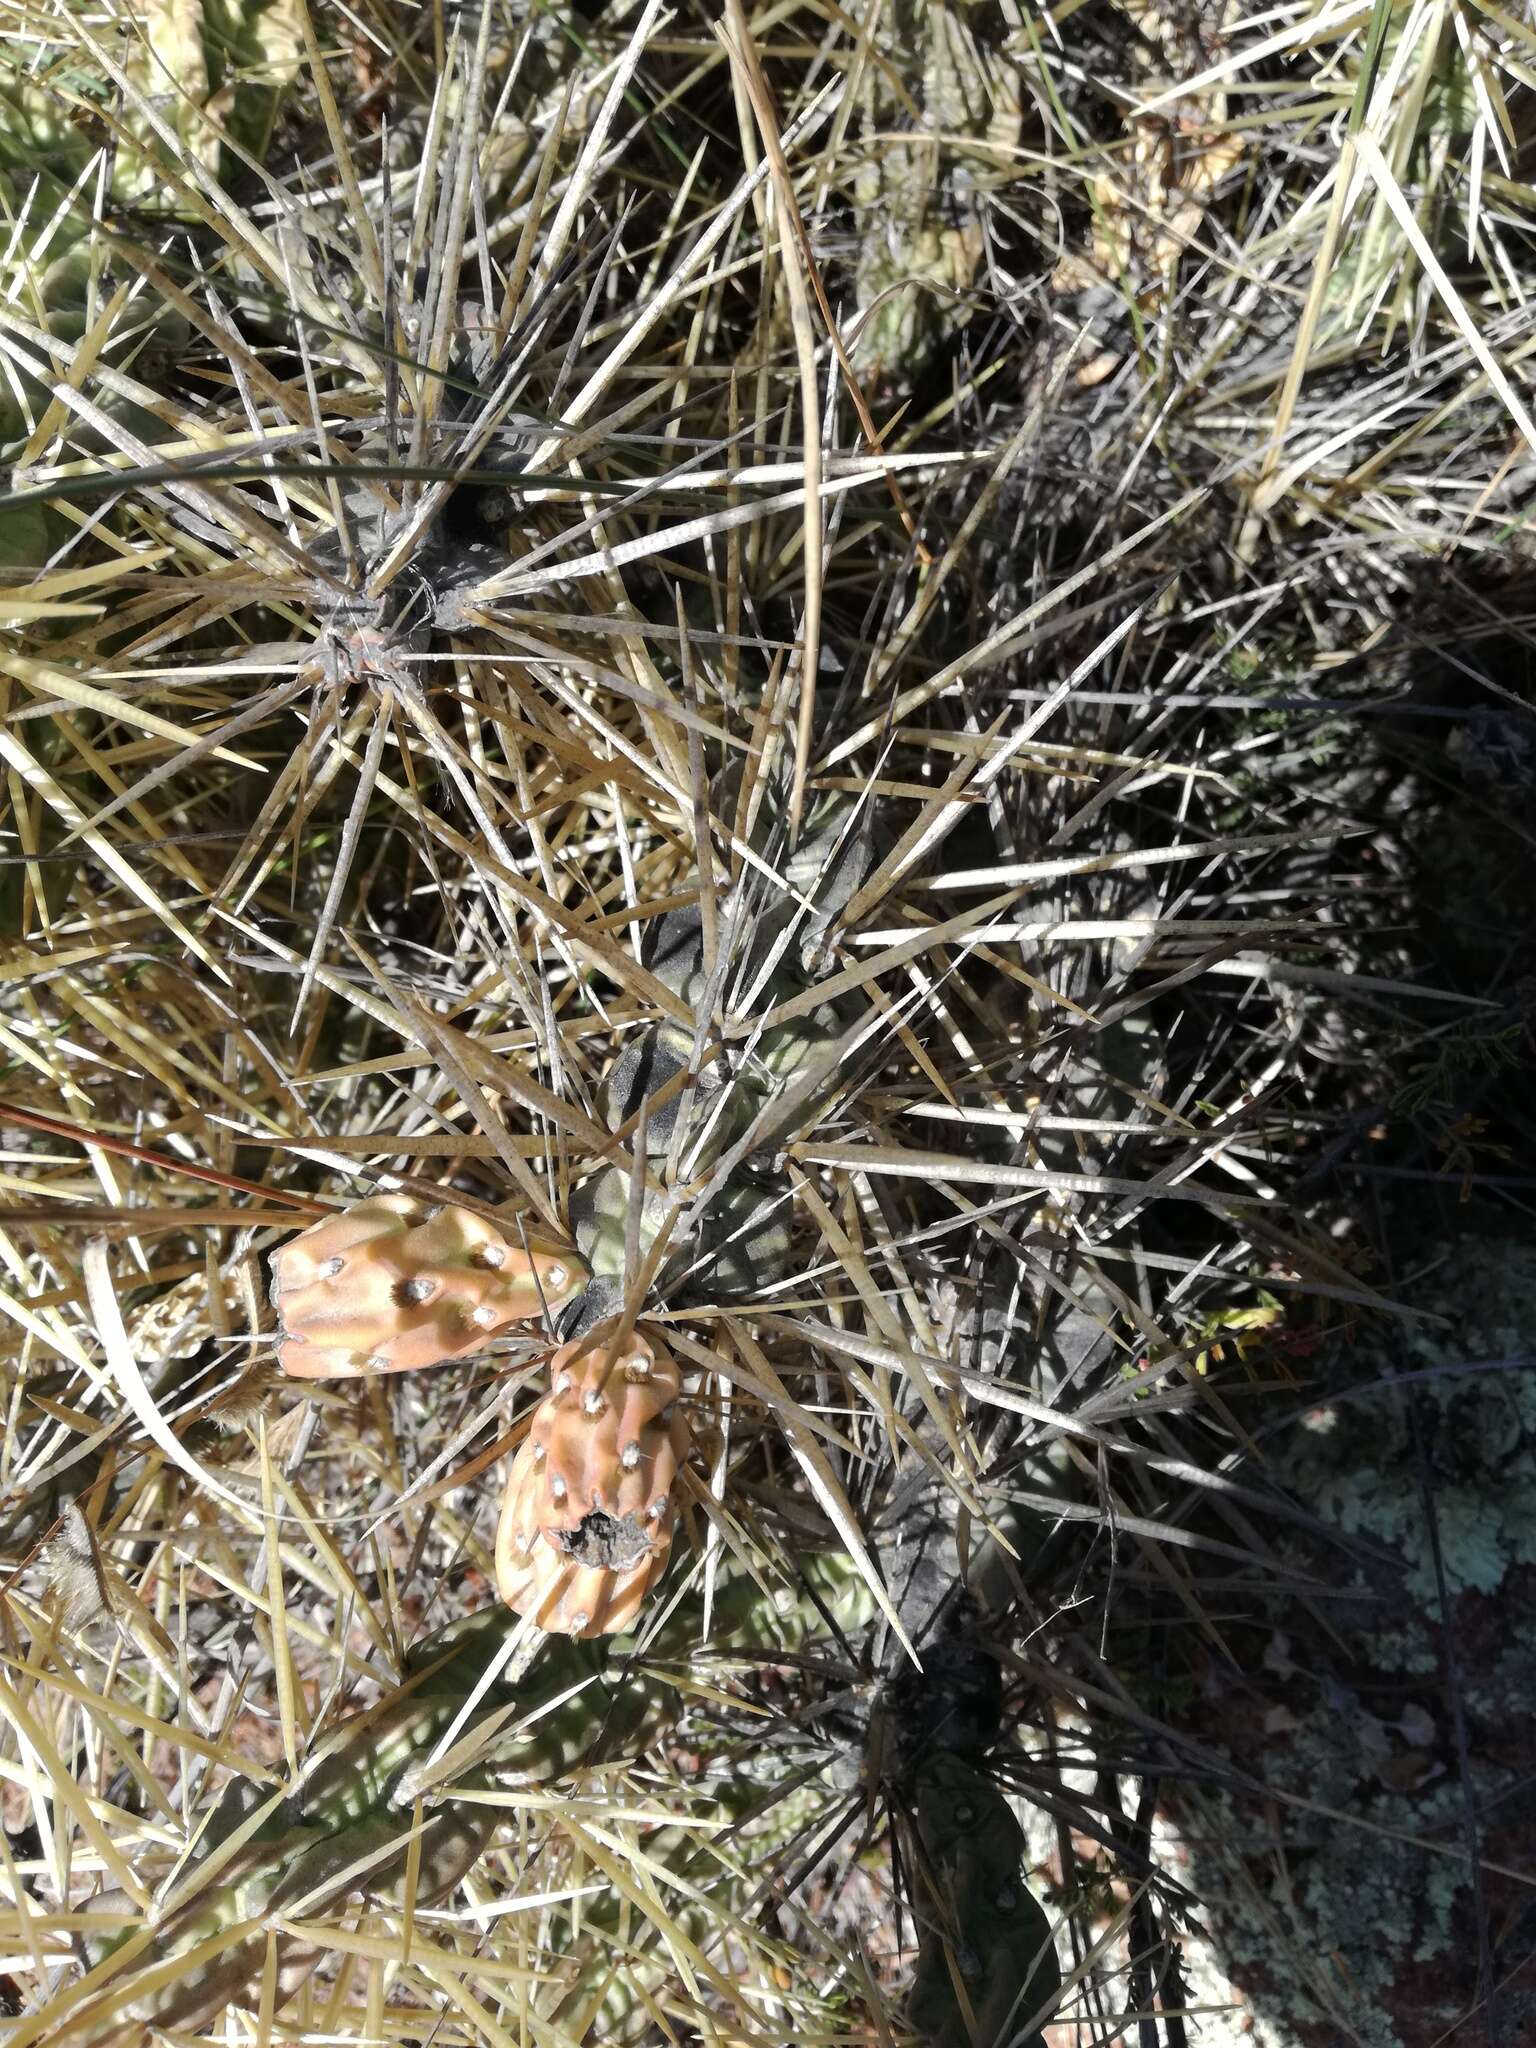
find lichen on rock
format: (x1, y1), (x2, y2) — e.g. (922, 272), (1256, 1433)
(1273, 1238), (1536, 1603)
(1160, 1234), (1536, 2048)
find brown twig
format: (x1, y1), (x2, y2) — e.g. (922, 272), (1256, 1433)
(0, 1103), (328, 1214)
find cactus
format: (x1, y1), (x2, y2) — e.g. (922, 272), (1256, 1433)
(907, 1753), (1060, 2048)
(268, 1195), (585, 1378)
(0, 0), (303, 465)
(495, 1326), (690, 1635)
(567, 794), (870, 1335)
(846, 0), (1021, 390)
(539, 1782), (795, 2042)
(0, 0), (303, 205)
(858, 1497), (1063, 2048)
(72, 1555), (878, 2039)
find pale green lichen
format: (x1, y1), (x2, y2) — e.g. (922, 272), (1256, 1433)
(1468, 1625), (1536, 1719)
(1368, 1620), (1441, 1676)
(1169, 1236), (1536, 2048)
(1274, 1239), (1536, 1602)
(1183, 1737), (1479, 2048)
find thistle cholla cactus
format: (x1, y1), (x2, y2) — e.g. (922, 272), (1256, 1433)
(269, 1195), (585, 1377)
(907, 1753), (1061, 2048)
(496, 1327), (689, 1635)
(72, 1558), (876, 2039)
(568, 790), (872, 1333)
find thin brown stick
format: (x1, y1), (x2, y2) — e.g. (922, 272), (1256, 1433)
(0, 1104), (328, 1213)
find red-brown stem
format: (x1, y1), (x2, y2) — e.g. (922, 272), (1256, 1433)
(0, 1103), (328, 1214)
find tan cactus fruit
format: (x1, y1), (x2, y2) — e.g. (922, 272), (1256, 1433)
(495, 1328), (690, 1636)
(270, 1195), (585, 1378)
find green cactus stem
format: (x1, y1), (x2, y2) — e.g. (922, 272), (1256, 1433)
(567, 794), (872, 1330)
(70, 1554), (876, 2038)
(907, 1754), (1060, 2048)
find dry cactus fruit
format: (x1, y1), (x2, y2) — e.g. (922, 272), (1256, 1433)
(270, 1195), (584, 1378)
(496, 1327), (690, 1635)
